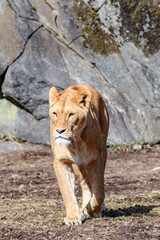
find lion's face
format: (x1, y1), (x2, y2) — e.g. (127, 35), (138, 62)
(49, 87), (91, 146)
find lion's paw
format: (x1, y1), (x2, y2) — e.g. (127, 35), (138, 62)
(81, 207), (91, 221)
(64, 215), (82, 226)
(84, 201), (103, 218)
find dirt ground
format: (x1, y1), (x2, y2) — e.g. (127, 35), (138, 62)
(0, 142), (160, 240)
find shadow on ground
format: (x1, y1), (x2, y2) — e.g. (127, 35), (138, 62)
(103, 204), (160, 218)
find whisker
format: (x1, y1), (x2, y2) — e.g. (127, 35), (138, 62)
(72, 135), (76, 142)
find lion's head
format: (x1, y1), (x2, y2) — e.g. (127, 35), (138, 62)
(49, 86), (91, 146)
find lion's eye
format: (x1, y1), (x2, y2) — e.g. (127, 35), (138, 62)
(53, 112), (57, 117)
(69, 113), (75, 118)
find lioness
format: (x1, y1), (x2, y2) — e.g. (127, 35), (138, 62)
(49, 85), (109, 225)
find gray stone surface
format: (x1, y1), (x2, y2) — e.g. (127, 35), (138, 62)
(8, 0), (38, 20)
(0, 0), (41, 76)
(0, 99), (50, 144)
(0, 141), (42, 153)
(0, 0), (160, 145)
(2, 28), (76, 118)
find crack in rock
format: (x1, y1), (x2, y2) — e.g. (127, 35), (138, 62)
(1, 25), (43, 110)
(43, 24), (85, 61)
(44, 0), (58, 28)
(95, 1), (106, 12)
(0, 69), (8, 98)
(7, 0), (39, 21)
(45, 0), (54, 10)
(4, 25), (43, 72)
(68, 35), (81, 45)
(4, 95), (33, 115)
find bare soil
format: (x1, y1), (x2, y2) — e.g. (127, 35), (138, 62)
(0, 142), (160, 240)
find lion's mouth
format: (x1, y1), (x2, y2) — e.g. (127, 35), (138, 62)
(55, 136), (72, 146)
(56, 135), (73, 141)
(56, 136), (68, 140)
(56, 136), (72, 141)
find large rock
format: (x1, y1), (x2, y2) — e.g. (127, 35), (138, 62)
(0, 0), (41, 76)
(0, 99), (50, 144)
(2, 28), (74, 119)
(0, 0), (160, 145)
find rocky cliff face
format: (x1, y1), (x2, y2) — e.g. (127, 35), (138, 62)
(0, 0), (160, 145)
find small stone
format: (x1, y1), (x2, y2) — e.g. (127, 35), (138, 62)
(18, 184), (24, 190)
(133, 144), (142, 150)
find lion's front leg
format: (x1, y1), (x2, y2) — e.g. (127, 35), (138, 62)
(54, 160), (82, 225)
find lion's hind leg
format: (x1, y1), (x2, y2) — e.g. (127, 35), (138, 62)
(85, 159), (105, 218)
(72, 163), (92, 221)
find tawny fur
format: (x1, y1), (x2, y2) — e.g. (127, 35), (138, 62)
(49, 85), (109, 225)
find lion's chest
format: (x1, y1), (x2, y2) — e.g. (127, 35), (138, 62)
(53, 145), (80, 164)
(53, 141), (93, 164)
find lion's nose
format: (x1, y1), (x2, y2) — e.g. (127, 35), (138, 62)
(56, 128), (66, 134)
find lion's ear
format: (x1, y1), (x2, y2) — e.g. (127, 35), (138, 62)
(49, 87), (59, 107)
(79, 92), (91, 109)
